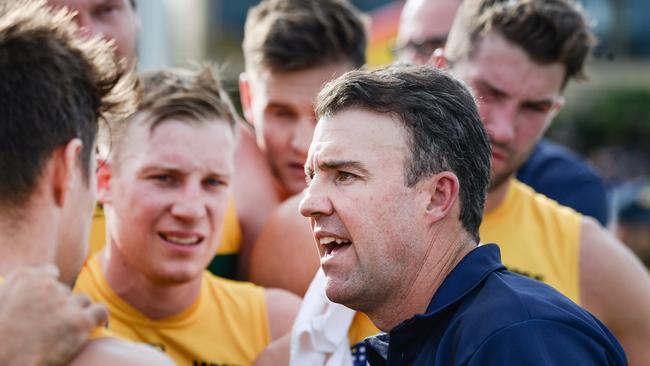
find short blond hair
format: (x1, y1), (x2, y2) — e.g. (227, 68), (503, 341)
(105, 65), (238, 165)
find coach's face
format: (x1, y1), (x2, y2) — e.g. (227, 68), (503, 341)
(300, 109), (430, 312)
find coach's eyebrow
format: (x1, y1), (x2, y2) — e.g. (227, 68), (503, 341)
(319, 159), (372, 177)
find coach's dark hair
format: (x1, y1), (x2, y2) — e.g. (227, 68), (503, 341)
(446, 0), (596, 88)
(0, 0), (136, 207)
(316, 65), (491, 242)
(243, 0), (367, 73)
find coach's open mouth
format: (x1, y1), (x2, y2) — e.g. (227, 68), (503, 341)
(320, 236), (352, 255)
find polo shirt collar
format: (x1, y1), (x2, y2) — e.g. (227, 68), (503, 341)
(365, 244), (506, 364)
(396, 243), (505, 329)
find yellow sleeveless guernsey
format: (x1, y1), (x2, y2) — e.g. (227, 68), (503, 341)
(480, 179), (582, 303)
(74, 256), (271, 366)
(88, 195), (242, 278)
(347, 179), (583, 346)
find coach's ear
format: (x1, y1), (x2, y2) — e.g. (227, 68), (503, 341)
(239, 72), (254, 124)
(428, 48), (448, 70)
(423, 171), (460, 224)
(96, 159), (113, 205)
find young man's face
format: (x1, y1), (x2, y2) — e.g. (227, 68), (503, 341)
(448, 31), (565, 191)
(104, 117), (234, 284)
(299, 109), (429, 313)
(47, 0), (138, 64)
(242, 62), (352, 197)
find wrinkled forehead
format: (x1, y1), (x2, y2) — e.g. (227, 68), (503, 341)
(398, 0), (461, 42)
(308, 109), (409, 167)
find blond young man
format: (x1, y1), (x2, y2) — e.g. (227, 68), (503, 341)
(74, 66), (300, 365)
(47, 0), (249, 279)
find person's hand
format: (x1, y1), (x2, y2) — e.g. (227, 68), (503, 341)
(0, 265), (108, 366)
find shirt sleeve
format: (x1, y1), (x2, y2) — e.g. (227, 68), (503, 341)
(467, 319), (627, 365)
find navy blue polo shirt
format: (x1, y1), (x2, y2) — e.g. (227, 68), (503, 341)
(365, 244), (627, 365)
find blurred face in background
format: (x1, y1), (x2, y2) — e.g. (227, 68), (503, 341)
(396, 0), (462, 65)
(47, 0), (139, 64)
(241, 62), (353, 197)
(448, 32), (565, 190)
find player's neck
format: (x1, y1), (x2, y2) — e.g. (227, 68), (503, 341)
(100, 243), (203, 320)
(0, 204), (58, 276)
(485, 178), (511, 213)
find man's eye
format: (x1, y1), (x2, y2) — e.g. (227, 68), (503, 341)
(270, 108), (296, 120)
(151, 175), (173, 183)
(205, 177), (227, 188)
(524, 104), (551, 114)
(95, 4), (117, 17)
(336, 171), (357, 183)
(476, 89), (497, 103)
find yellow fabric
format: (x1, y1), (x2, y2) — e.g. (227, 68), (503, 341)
(74, 255), (271, 366)
(89, 325), (115, 339)
(348, 312), (378, 345)
(88, 195), (242, 256)
(347, 179), (583, 345)
(480, 179), (582, 304)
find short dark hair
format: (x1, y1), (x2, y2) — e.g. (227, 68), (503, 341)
(0, 0), (135, 207)
(106, 65), (239, 166)
(316, 65), (491, 242)
(446, 0), (596, 87)
(243, 0), (367, 73)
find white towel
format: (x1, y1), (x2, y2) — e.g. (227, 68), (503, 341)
(290, 268), (356, 366)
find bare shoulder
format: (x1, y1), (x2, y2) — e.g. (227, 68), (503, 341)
(234, 125), (277, 189)
(264, 288), (302, 341)
(250, 193), (320, 296)
(233, 124), (281, 277)
(253, 333), (291, 366)
(265, 194), (310, 234)
(579, 216), (650, 365)
(233, 124), (280, 210)
(70, 337), (175, 366)
(580, 217), (650, 313)
(580, 217), (649, 293)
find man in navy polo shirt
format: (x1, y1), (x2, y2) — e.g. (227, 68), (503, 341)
(299, 64), (627, 365)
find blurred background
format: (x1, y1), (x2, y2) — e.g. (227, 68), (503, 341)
(135, 0), (649, 250)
